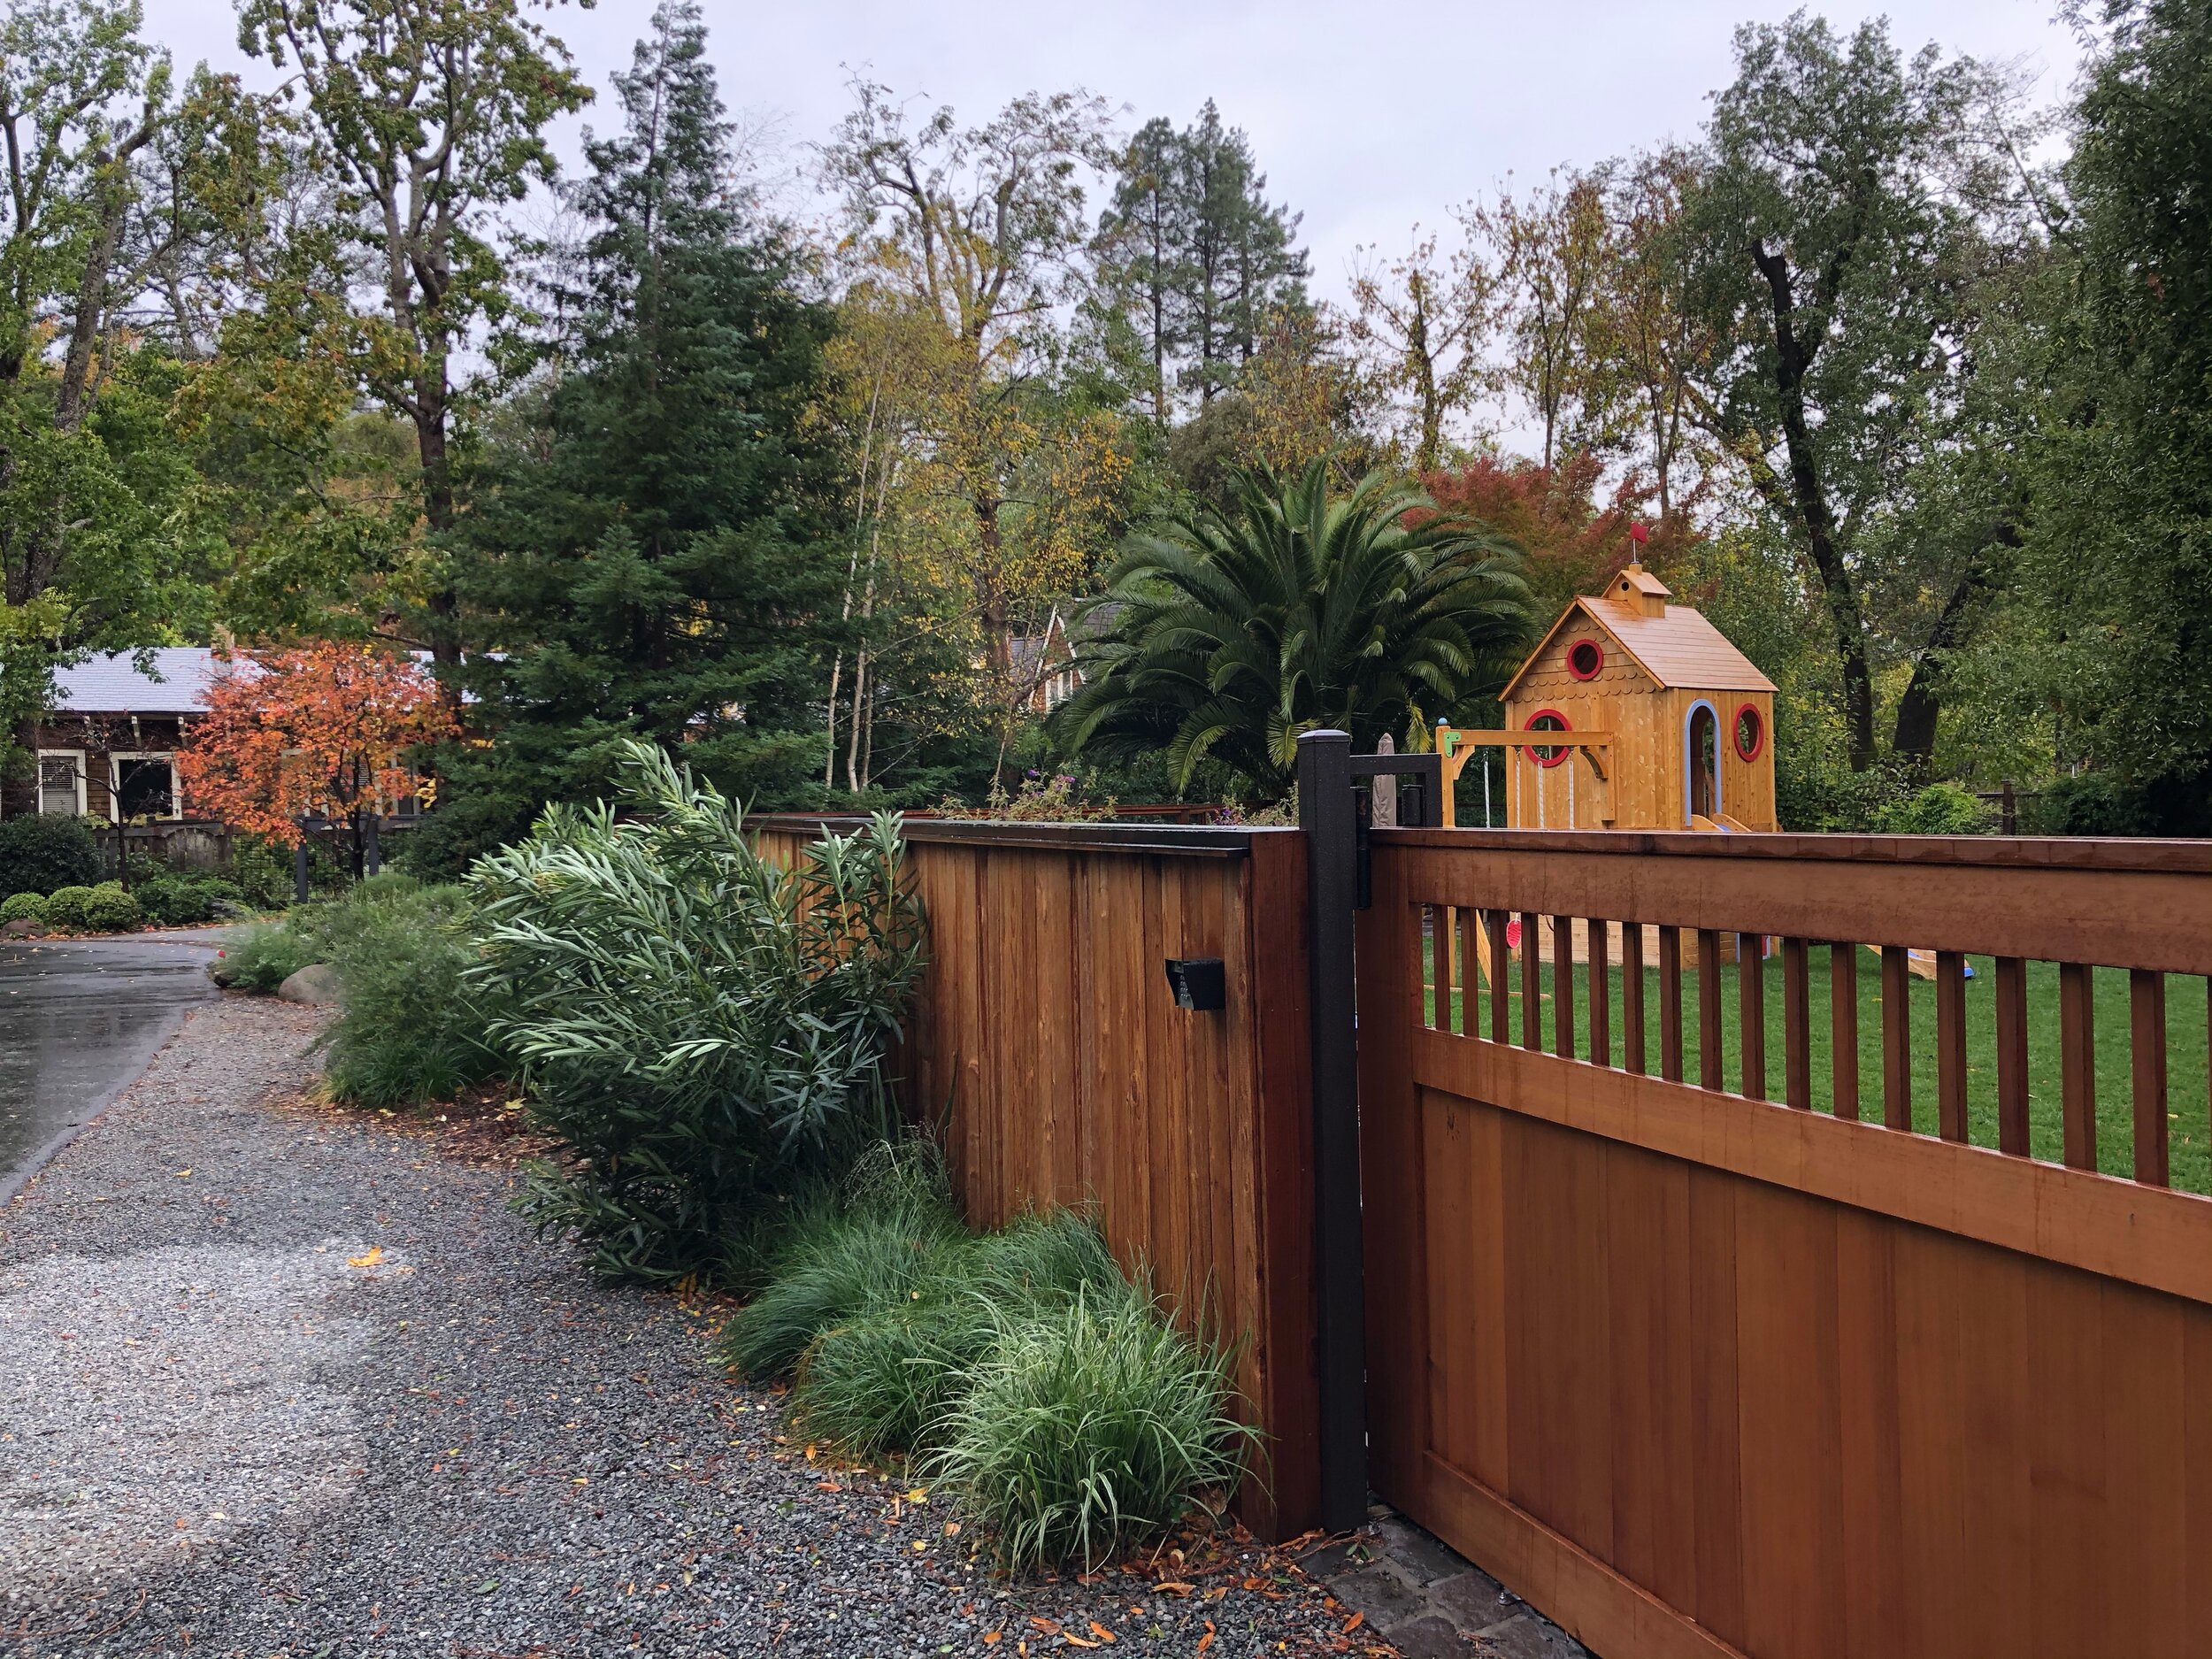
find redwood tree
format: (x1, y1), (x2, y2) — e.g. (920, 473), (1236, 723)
(177, 644), (455, 874)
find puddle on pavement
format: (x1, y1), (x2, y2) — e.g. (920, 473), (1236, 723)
(0, 940), (218, 1182)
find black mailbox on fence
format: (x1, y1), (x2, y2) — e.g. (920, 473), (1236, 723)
(1164, 956), (1226, 1011)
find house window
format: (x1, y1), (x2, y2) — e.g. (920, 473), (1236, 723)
(111, 754), (179, 820)
(1567, 639), (1603, 680)
(37, 750), (86, 816)
(1525, 709), (1571, 768)
(1733, 703), (1765, 762)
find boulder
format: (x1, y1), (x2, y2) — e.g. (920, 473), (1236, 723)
(2, 918), (42, 938)
(276, 964), (343, 1006)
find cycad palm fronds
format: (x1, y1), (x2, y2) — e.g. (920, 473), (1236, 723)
(1049, 460), (1535, 798)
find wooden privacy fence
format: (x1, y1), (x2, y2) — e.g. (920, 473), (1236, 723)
(751, 816), (1320, 1540)
(1358, 827), (2212, 1659)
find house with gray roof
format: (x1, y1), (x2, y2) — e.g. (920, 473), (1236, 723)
(6, 649), (224, 824)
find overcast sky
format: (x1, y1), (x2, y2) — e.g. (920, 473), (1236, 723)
(150, 0), (2082, 312)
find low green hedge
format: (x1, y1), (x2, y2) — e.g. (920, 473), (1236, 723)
(44, 881), (140, 932)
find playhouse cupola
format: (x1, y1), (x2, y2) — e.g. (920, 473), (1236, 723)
(1615, 561), (1671, 618)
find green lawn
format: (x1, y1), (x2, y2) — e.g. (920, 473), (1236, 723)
(1419, 933), (2212, 1194)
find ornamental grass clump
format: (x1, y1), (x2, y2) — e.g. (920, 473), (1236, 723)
(930, 1286), (1255, 1572)
(310, 875), (508, 1108)
(723, 1141), (1251, 1569)
(468, 741), (925, 1285)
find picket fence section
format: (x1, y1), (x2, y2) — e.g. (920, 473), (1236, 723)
(1359, 827), (2212, 1659)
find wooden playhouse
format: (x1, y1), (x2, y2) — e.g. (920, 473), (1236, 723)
(1441, 562), (1778, 832)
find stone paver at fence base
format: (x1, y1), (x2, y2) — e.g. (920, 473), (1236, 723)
(1301, 1510), (1593, 1659)
(0, 996), (1363, 1657)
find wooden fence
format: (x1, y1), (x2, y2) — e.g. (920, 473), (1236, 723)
(752, 817), (1320, 1540)
(1358, 827), (2212, 1659)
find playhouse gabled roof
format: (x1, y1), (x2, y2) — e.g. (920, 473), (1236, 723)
(1501, 591), (1777, 700)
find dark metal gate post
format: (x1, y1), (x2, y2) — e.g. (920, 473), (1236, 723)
(1297, 728), (1368, 1532)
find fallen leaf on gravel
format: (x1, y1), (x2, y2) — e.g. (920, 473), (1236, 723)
(1195, 1624), (1215, 1655)
(1028, 1617), (1059, 1634)
(347, 1247), (384, 1268)
(1342, 1612), (1363, 1632)
(982, 1632), (1002, 1646)
(174, 1169), (191, 1179)
(1154, 1582), (1194, 1595)
(815, 1480), (841, 1491)
(1064, 1640), (1097, 1650)
(1087, 1621), (1118, 1641)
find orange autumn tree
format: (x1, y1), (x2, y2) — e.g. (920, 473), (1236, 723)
(178, 645), (457, 875)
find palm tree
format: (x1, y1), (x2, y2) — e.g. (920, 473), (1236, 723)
(1049, 461), (1535, 799)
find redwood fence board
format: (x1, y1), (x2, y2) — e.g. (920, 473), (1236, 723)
(752, 817), (1318, 1540)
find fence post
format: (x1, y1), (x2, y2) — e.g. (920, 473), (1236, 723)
(1296, 728), (1368, 1532)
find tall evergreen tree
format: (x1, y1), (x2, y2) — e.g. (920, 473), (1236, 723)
(426, 0), (837, 872)
(1094, 117), (1190, 422)
(1094, 102), (1308, 417)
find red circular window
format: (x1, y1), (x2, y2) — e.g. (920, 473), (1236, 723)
(1733, 703), (1765, 762)
(1526, 709), (1571, 768)
(1567, 639), (1603, 680)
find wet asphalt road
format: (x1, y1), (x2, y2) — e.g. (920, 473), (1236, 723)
(0, 935), (220, 1190)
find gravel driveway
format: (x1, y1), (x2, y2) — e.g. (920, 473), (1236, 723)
(0, 997), (1358, 1658)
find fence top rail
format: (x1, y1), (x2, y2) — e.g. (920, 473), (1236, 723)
(1373, 825), (2212, 876)
(749, 812), (1293, 859)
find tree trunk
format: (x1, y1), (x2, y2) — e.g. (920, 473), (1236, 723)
(1892, 534), (2008, 774)
(1751, 241), (1876, 771)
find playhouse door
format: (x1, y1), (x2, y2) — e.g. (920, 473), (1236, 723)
(1688, 704), (1718, 822)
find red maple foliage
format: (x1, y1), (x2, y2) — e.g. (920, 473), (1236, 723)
(176, 644), (457, 848)
(1418, 454), (1702, 620)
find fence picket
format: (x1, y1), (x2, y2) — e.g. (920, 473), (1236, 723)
(1698, 930), (1724, 1092)
(1832, 941), (1860, 1122)
(1740, 933), (1767, 1102)
(1623, 920), (1647, 1076)
(1937, 951), (1969, 1142)
(1781, 937), (1810, 1109)
(1487, 910), (1509, 1045)
(1883, 946), (1913, 1132)
(1995, 956), (2030, 1155)
(2061, 962), (2098, 1170)
(1588, 918), (1611, 1069)
(1553, 914), (1575, 1060)
(1660, 926), (1685, 1085)
(1520, 910), (1541, 1051)
(2133, 969), (2169, 1187)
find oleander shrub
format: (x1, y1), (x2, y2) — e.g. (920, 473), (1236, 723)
(0, 813), (101, 896)
(1, 891), (47, 925)
(468, 740), (926, 1284)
